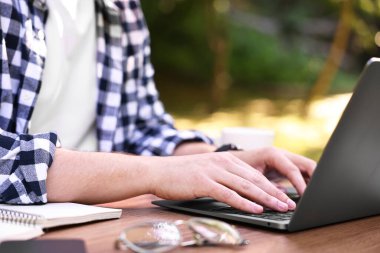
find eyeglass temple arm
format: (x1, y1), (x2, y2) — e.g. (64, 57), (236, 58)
(179, 233), (213, 247)
(180, 239), (198, 247)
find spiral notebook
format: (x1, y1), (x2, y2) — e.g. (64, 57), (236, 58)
(0, 203), (122, 242)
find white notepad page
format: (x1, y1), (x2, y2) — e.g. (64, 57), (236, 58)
(0, 203), (122, 228)
(0, 222), (43, 242)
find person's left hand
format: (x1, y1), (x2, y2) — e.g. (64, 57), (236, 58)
(231, 147), (316, 195)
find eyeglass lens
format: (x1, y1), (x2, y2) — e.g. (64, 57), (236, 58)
(120, 222), (181, 253)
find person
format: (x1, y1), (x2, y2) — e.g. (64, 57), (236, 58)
(0, 0), (315, 214)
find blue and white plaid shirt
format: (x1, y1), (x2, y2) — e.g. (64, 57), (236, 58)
(0, 0), (212, 204)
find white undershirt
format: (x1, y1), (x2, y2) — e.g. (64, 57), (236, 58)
(29, 0), (98, 151)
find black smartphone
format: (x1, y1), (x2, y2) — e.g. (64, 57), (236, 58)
(0, 239), (87, 253)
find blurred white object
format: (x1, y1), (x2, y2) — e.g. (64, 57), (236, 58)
(221, 127), (275, 150)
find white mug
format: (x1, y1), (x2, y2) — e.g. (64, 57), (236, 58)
(220, 127), (275, 150)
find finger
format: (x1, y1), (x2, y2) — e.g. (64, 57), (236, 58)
(266, 151), (307, 195)
(208, 181), (264, 214)
(223, 158), (296, 210)
(282, 149), (317, 178)
(217, 171), (292, 212)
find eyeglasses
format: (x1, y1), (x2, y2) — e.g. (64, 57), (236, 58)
(115, 217), (248, 253)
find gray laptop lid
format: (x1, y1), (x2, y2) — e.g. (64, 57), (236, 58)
(289, 58), (380, 231)
(153, 58), (380, 232)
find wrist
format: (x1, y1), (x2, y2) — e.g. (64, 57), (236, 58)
(137, 156), (165, 195)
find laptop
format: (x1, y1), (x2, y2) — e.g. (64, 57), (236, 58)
(153, 58), (380, 232)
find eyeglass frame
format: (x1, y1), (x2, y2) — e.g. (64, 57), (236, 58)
(115, 217), (249, 252)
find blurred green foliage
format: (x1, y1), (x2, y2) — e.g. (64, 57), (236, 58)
(141, 1), (213, 82)
(141, 0), (380, 99)
(228, 25), (318, 88)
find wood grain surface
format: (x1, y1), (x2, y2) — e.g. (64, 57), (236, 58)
(40, 195), (380, 253)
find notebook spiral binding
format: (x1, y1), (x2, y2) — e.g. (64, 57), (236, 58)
(0, 209), (42, 226)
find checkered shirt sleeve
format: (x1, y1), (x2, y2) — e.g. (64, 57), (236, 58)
(0, 130), (58, 204)
(0, 0), (59, 204)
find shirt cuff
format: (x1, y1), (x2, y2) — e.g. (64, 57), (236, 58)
(1, 132), (59, 204)
(161, 130), (214, 156)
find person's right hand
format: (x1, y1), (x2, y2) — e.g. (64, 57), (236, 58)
(148, 152), (297, 214)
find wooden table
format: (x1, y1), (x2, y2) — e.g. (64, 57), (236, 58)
(41, 195), (380, 253)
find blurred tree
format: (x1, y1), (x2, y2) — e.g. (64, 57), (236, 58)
(352, 0), (380, 61)
(228, 0), (340, 93)
(304, 0), (380, 114)
(305, 0), (354, 112)
(205, 0), (231, 112)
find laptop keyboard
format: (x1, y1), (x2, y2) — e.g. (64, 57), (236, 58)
(207, 192), (299, 221)
(209, 206), (294, 221)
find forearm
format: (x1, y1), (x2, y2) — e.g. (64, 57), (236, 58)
(46, 143), (216, 204)
(46, 148), (156, 204)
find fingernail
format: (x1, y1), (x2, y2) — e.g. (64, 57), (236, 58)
(287, 199), (296, 210)
(253, 205), (263, 213)
(277, 201), (288, 211)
